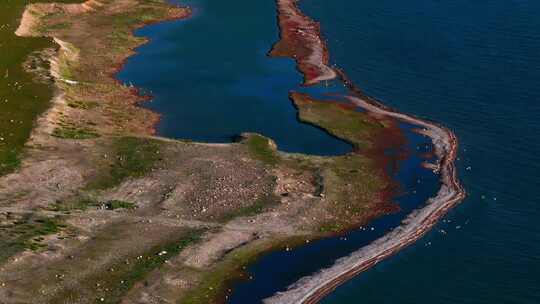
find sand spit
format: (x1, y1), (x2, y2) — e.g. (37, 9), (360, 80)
(270, 0), (337, 85)
(263, 94), (465, 304)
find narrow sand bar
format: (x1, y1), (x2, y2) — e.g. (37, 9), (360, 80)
(264, 91), (465, 303)
(263, 1), (466, 303)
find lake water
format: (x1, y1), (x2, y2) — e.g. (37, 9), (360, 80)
(227, 123), (440, 303)
(119, 0), (540, 303)
(117, 0), (350, 155)
(299, 0), (540, 303)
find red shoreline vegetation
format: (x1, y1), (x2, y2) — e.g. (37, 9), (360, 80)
(263, 1), (466, 303)
(364, 105), (409, 210)
(267, 72), (466, 304)
(270, 0), (337, 85)
(267, 90), (465, 304)
(15, 0), (193, 137)
(296, 108), (465, 304)
(110, 5), (192, 135)
(291, 92), (406, 221)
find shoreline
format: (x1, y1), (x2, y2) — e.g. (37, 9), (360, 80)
(270, 0), (337, 85)
(3, 0), (464, 303)
(109, 4), (193, 136)
(294, 96), (463, 304)
(263, 1), (466, 303)
(110, 2), (193, 137)
(264, 86), (465, 304)
(2, 1), (401, 302)
(13, 0), (192, 140)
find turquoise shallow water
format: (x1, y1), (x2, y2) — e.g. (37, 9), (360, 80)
(119, 0), (540, 303)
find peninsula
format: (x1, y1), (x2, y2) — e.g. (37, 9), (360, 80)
(0, 0), (464, 303)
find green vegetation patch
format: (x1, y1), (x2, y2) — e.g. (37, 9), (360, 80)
(49, 197), (135, 212)
(244, 134), (279, 166)
(49, 197), (98, 212)
(179, 236), (306, 304)
(94, 230), (203, 304)
(86, 137), (164, 190)
(0, 0), (85, 177)
(279, 149), (387, 233)
(48, 229), (204, 304)
(320, 155), (385, 231)
(46, 21), (71, 31)
(103, 200), (136, 210)
(66, 99), (98, 110)
(52, 126), (100, 139)
(292, 92), (383, 149)
(328, 156), (382, 200)
(0, 148), (22, 177)
(0, 214), (66, 264)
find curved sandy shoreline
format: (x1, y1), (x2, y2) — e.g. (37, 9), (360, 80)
(8, 0), (465, 302)
(264, 92), (465, 304)
(263, 1), (466, 303)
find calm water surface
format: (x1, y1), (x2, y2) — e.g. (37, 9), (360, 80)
(118, 0), (350, 155)
(228, 124), (439, 303)
(120, 0), (540, 303)
(299, 0), (540, 303)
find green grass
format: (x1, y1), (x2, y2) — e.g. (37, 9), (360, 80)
(0, 0), (177, 176)
(0, 0), (85, 177)
(48, 197), (98, 212)
(0, 214), (65, 264)
(318, 155), (385, 230)
(0, 148), (22, 176)
(48, 229), (204, 304)
(103, 200), (136, 210)
(96, 230), (203, 304)
(317, 221), (345, 233)
(52, 126), (100, 139)
(86, 137), (163, 190)
(45, 21), (71, 31)
(66, 99), (98, 110)
(244, 134), (279, 166)
(179, 236), (306, 304)
(292, 92), (383, 149)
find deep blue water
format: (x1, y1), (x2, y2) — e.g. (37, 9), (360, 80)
(228, 124), (439, 303)
(119, 0), (540, 303)
(298, 0), (540, 303)
(117, 0), (350, 155)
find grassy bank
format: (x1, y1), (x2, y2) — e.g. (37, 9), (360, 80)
(0, 0), (82, 175)
(0, 213), (66, 264)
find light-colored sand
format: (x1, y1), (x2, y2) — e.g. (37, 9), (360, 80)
(264, 95), (465, 304)
(15, 6), (45, 37)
